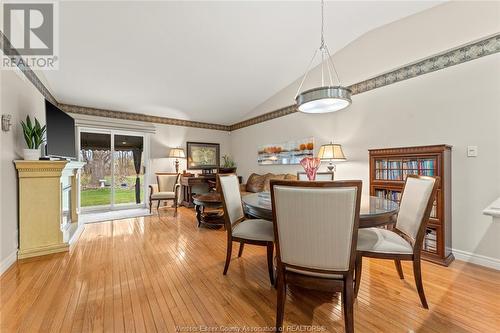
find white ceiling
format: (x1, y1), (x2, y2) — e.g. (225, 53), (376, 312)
(44, 1), (441, 125)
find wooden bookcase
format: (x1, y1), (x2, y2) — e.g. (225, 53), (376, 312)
(369, 145), (454, 266)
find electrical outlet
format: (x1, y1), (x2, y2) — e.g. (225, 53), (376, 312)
(467, 146), (478, 157)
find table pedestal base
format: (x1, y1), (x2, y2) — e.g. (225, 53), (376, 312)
(195, 205), (224, 228)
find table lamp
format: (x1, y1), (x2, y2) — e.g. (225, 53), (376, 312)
(317, 142), (346, 172)
(168, 147), (185, 173)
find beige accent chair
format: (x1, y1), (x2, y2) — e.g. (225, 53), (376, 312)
(297, 171), (335, 181)
(149, 173), (181, 216)
(217, 174), (275, 285)
(355, 175), (440, 309)
(270, 179), (362, 333)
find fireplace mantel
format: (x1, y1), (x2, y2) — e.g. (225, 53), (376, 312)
(14, 160), (85, 259)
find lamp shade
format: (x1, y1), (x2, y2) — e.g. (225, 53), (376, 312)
(168, 147), (185, 159)
(317, 143), (346, 161)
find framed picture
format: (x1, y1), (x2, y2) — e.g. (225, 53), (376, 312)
(186, 142), (220, 170)
(258, 137), (314, 165)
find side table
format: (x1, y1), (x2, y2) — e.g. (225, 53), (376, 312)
(192, 192), (225, 228)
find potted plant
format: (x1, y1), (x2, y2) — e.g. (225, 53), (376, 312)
(20, 116), (46, 160)
(219, 154), (237, 174)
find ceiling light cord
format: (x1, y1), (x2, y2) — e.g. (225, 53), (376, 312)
(320, 0), (325, 50)
(320, 0), (325, 86)
(295, 0), (352, 113)
(321, 0), (342, 85)
(295, 0), (345, 99)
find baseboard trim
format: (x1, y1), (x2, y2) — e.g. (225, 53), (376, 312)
(0, 251), (17, 276)
(452, 248), (500, 270)
(69, 224), (84, 245)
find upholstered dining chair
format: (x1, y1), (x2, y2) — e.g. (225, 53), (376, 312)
(297, 171), (335, 181)
(149, 173), (181, 216)
(354, 175), (440, 309)
(217, 174), (275, 285)
(270, 180), (362, 333)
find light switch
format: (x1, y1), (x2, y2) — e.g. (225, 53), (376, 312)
(467, 146), (478, 157)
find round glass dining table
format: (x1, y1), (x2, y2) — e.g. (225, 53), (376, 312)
(242, 193), (399, 228)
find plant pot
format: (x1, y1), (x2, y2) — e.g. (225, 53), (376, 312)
(218, 167), (237, 174)
(23, 148), (41, 160)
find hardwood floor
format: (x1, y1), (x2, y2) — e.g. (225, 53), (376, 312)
(1, 207), (499, 332)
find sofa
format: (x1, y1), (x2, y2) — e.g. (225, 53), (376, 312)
(239, 173), (297, 196)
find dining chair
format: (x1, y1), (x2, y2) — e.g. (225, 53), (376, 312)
(149, 173), (181, 216)
(297, 171), (335, 181)
(270, 179), (362, 333)
(217, 174), (275, 285)
(354, 175), (440, 309)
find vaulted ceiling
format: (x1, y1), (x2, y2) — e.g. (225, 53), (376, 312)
(43, 1), (442, 125)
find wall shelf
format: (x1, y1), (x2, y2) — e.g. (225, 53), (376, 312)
(483, 197), (500, 223)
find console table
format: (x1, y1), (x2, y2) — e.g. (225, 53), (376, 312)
(180, 174), (243, 208)
(180, 174), (216, 207)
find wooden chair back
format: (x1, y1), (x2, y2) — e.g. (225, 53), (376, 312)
(395, 175), (440, 254)
(270, 180), (362, 275)
(217, 174), (245, 230)
(157, 173), (180, 192)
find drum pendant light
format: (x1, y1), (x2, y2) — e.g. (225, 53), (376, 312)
(295, 0), (352, 114)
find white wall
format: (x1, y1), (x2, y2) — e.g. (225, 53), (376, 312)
(1, 0), (498, 273)
(149, 124), (231, 183)
(0, 69), (46, 274)
(230, 1), (500, 266)
(0, 73), (231, 274)
(231, 55), (500, 265)
(242, 1), (500, 120)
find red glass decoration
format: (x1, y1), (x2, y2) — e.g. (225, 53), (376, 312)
(300, 157), (321, 180)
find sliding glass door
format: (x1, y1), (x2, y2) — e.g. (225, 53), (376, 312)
(80, 132), (112, 209)
(79, 129), (147, 211)
(113, 134), (145, 206)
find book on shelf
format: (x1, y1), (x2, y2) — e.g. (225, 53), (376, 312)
(430, 204), (437, 218)
(376, 158), (436, 180)
(423, 229), (437, 252)
(374, 189), (401, 202)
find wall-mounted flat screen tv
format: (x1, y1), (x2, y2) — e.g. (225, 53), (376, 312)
(45, 100), (76, 159)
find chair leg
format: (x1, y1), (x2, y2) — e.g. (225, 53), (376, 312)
(149, 201), (152, 214)
(157, 200), (160, 214)
(343, 275), (355, 333)
(354, 253), (362, 298)
(223, 239), (232, 275)
(413, 258), (428, 309)
(275, 267), (286, 332)
(395, 259), (404, 279)
(174, 200), (178, 217)
(238, 242), (244, 257)
(266, 243), (275, 285)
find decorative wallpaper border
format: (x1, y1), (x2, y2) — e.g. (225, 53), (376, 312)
(0, 31), (58, 105)
(60, 104), (231, 131)
(230, 105), (297, 131)
(349, 33), (500, 95)
(230, 33), (500, 131)
(2, 30), (499, 132)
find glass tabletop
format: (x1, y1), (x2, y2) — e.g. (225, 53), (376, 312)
(242, 193), (399, 218)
